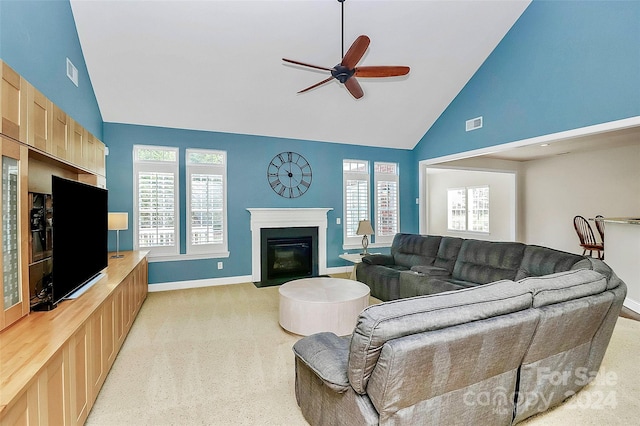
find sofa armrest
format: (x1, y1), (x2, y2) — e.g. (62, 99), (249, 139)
(292, 332), (351, 393)
(362, 254), (394, 265)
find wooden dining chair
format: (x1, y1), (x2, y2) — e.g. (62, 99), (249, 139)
(573, 215), (604, 259)
(595, 215), (605, 244)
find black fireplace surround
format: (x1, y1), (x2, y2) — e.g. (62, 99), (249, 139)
(259, 227), (319, 286)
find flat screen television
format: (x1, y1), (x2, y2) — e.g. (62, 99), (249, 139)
(51, 176), (108, 305)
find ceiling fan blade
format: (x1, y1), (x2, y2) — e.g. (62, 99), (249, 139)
(298, 76), (335, 94)
(282, 58), (333, 72)
(341, 35), (370, 69)
(344, 77), (364, 99)
(355, 66), (410, 78)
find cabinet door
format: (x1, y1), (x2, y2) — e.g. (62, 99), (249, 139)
(69, 323), (90, 426)
(51, 105), (69, 161)
(0, 137), (29, 331)
(103, 296), (116, 369)
(0, 382), (39, 426)
(37, 350), (70, 426)
(95, 139), (106, 177)
(26, 84), (52, 152)
(0, 61), (28, 142)
(68, 118), (87, 169)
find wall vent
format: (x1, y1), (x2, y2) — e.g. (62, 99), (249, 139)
(466, 116), (483, 132)
(66, 58), (78, 87)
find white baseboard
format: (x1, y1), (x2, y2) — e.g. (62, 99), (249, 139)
(624, 297), (640, 314)
(148, 267), (355, 292)
(148, 275), (253, 292)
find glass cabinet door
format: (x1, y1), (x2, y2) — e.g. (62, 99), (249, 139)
(2, 155), (19, 309)
(1, 136), (28, 330)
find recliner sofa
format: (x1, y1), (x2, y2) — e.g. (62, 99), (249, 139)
(356, 234), (590, 301)
(292, 234), (626, 424)
(293, 257), (626, 425)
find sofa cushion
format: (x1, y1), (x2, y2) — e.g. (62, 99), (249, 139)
(452, 239), (526, 284)
(515, 245), (586, 281)
(409, 265), (450, 276)
(518, 268), (607, 307)
(433, 236), (463, 271)
(347, 279), (533, 394)
(398, 273), (465, 298)
(391, 234), (442, 268)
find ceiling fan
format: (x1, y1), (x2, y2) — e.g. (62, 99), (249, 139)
(282, 0), (410, 99)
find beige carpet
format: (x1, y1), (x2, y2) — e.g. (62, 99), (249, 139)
(86, 282), (639, 425)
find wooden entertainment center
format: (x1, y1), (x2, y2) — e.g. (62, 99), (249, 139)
(1, 60), (149, 424)
(0, 252), (148, 425)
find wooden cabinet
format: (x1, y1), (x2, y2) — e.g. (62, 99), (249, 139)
(0, 137), (29, 331)
(1, 62), (107, 178)
(38, 349), (70, 425)
(94, 139), (105, 177)
(0, 62), (27, 142)
(69, 323), (90, 426)
(69, 118), (87, 169)
(51, 105), (70, 161)
(0, 252), (148, 426)
(26, 84), (52, 152)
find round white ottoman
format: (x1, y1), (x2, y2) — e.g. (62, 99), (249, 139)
(279, 277), (370, 336)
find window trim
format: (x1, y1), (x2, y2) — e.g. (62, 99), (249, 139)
(373, 161), (400, 245)
(133, 145), (180, 256)
(185, 148), (228, 256)
(343, 159), (370, 248)
(447, 185), (490, 233)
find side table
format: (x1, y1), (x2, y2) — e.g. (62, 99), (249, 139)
(339, 253), (379, 280)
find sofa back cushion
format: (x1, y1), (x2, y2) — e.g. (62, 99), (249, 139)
(452, 239), (526, 284)
(514, 269), (613, 422)
(367, 309), (539, 425)
(391, 234), (442, 268)
(433, 236), (463, 272)
(347, 279), (533, 394)
(515, 245), (586, 281)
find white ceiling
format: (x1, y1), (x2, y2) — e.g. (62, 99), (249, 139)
(70, 0), (531, 150)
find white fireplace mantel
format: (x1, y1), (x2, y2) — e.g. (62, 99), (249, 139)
(247, 208), (333, 282)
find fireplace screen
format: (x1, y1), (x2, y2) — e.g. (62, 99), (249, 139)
(267, 237), (312, 280)
(259, 226), (318, 285)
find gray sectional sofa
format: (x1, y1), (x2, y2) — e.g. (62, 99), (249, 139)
(356, 233), (591, 301)
(292, 234), (627, 425)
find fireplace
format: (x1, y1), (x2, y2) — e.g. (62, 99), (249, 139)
(261, 227), (318, 285)
(247, 208), (332, 283)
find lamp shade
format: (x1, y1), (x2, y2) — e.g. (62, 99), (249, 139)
(108, 212), (129, 231)
(356, 220), (374, 236)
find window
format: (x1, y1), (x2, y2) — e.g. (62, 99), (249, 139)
(447, 186), (490, 233)
(186, 149), (228, 255)
(133, 145), (179, 256)
(343, 160), (369, 247)
(374, 162), (399, 244)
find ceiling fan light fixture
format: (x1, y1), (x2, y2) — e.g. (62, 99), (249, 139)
(282, 0), (409, 99)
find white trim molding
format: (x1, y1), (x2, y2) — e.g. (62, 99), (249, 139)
(247, 208), (333, 282)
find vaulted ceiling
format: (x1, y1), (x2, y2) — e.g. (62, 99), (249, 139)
(70, 0), (531, 150)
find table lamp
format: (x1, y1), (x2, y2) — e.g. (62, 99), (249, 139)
(108, 212), (128, 258)
(356, 220), (374, 255)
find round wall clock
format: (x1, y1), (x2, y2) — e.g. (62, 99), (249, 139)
(267, 151), (312, 198)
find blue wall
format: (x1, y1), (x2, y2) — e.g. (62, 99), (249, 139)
(0, 0), (103, 138)
(414, 0), (640, 161)
(104, 123), (417, 284)
(4, 0), (639, 284)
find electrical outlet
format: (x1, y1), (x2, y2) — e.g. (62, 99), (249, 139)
(217, 261), (223, 270)
(336, 218), (341, 225)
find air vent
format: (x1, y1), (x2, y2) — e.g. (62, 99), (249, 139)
(66, 58), (78, 87)
(466, 116), (483, 132)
